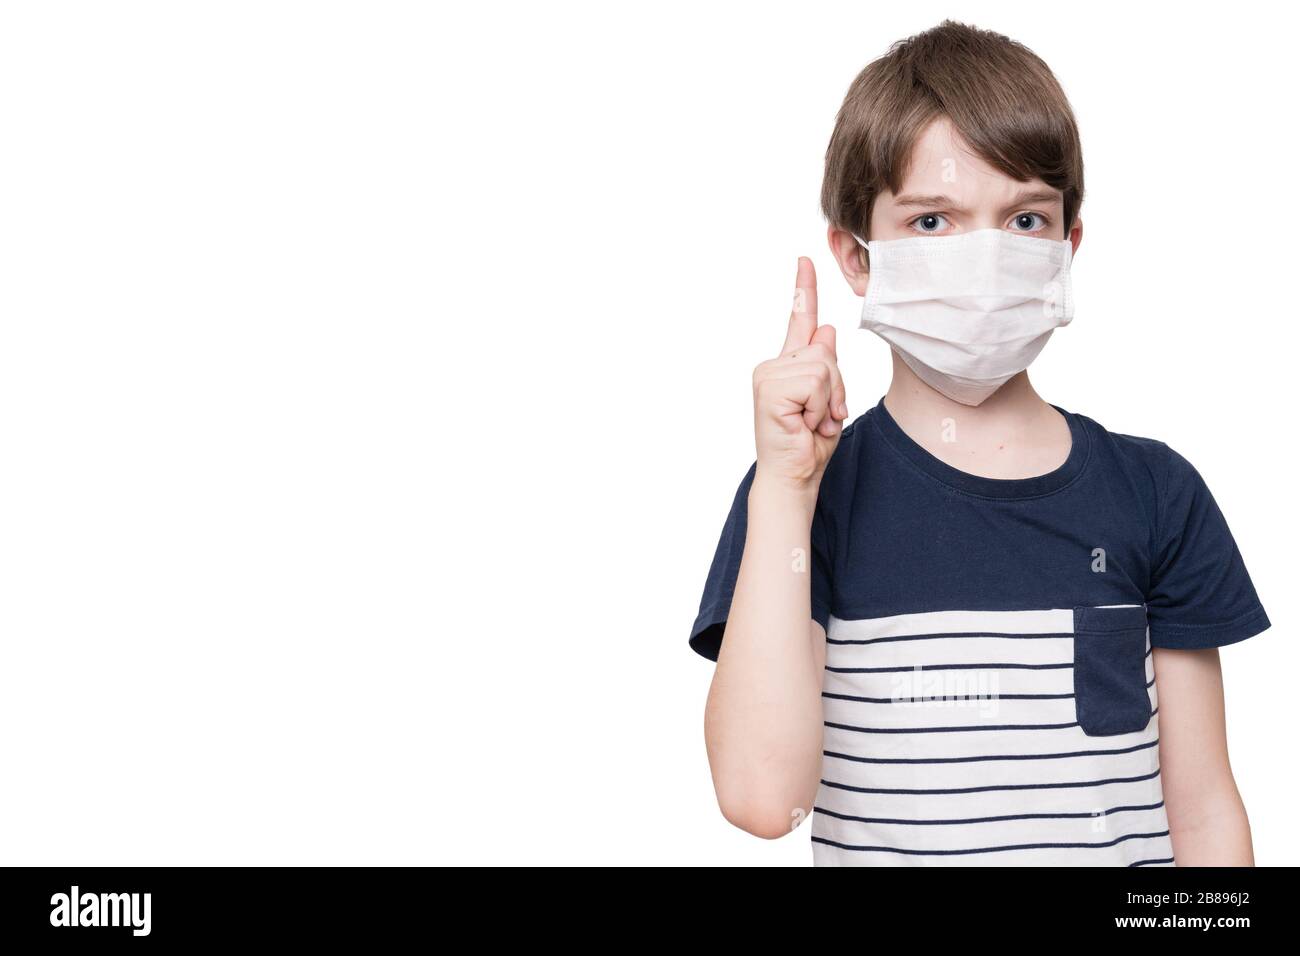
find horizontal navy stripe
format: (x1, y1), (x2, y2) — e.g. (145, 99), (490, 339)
(823, 676), (1154, 705)
(1130, 857), (1176, 867)
(828, 631), (1076, 645)
(826, 707), (1157, 735)
(825, 691), (1072, 703)
(814, 800), (1165, 827)
(820, 766), (1162, 795)
(811, 830), (1171, 857)
(827, 662), (1072, 674)
(827, 648), (1151, 674)
(823, 737), (1160, 765)
(826, 718), (1078, 734)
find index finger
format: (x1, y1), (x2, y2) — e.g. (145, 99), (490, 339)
(780, 256), (818, 356)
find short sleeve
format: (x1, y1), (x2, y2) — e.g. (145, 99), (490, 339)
(1144, 448), (1270, 649)
(688, 462), (833, 661)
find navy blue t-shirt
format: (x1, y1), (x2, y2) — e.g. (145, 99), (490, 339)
(689, 396), (1270, 866)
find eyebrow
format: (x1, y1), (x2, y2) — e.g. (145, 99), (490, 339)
(1003, 188), (1063, 209)
(891, 188), (1062, 211)
(892, 193), (966, 210)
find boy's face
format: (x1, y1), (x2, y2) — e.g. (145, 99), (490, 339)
(830, 116), (1083, 295)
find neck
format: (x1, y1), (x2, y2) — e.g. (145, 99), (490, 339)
(881, 352), (1070, 480)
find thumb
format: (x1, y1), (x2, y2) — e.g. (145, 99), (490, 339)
(810, 322), (837, 359)
(810, 323), (846, 422)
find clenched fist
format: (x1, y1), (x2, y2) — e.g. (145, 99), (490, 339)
(751, 257), (849, 492)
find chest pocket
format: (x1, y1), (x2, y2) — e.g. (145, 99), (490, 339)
(1072, 605), (1153, 736)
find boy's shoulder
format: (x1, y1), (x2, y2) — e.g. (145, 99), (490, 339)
(1070, 408), (1202, 489)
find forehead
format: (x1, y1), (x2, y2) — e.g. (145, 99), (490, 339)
(892, 117), (1060, 207)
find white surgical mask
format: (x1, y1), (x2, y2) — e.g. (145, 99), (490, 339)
(853, 228), (1074, 405)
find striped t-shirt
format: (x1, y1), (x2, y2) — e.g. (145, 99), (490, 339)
(689, 397), (1270, 866)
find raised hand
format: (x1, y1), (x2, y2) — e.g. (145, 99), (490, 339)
(751, 257), (848, 492)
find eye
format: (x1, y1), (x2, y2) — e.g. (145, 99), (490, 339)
(1008, 212), (1049, 233)
(909, 213), (951, 234)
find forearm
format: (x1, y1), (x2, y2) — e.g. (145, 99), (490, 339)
(704, 474), (825, 838)
(1154, 646), (1255, 866)
(1166, 779), (1254, 866)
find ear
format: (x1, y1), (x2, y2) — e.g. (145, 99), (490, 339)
(827, 225), (870, 297)
(1067, 215), (1083, 259)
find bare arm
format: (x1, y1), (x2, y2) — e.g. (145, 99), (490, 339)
(705, 480), (829, 837)
(704, 258), (847, 839)
(1154, 646), (1254, 865)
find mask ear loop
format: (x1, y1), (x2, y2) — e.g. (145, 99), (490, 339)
(852, 234), (870, 272)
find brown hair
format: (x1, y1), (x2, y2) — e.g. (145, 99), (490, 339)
(820, 20), (1084, 241)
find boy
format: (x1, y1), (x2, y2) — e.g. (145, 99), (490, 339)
(688, 21), (1270, 866)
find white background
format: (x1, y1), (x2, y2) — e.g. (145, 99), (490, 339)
(1, 1), (1295, 865)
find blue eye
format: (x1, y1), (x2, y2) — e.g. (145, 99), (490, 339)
(1010, 212), (1048, 232)
(910, 213), (950, 234)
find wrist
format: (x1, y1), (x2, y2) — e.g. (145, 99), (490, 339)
(749, 469), (820, 518)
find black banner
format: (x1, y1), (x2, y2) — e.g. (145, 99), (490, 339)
(0, 865), (1282, 943)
